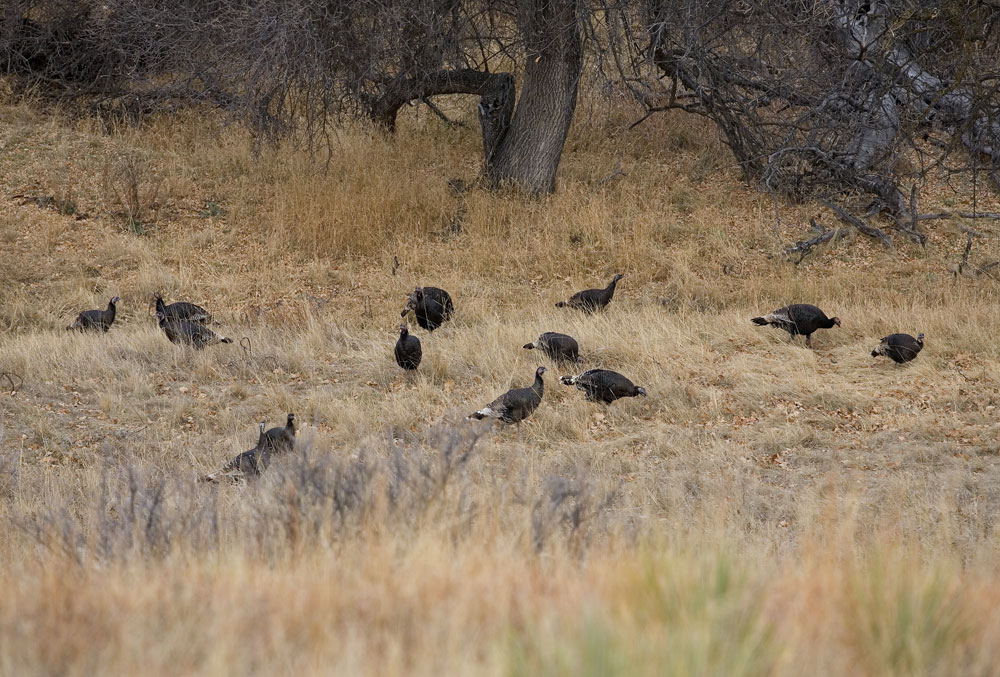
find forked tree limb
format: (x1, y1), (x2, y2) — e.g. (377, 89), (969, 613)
(950, 232), (1000, 280)
(819, 199), (894, 250)
(889, 185), (927, 246)
(783, 218), (849, 264)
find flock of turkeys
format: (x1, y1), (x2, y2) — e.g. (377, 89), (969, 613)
(64, 278), (922, 481)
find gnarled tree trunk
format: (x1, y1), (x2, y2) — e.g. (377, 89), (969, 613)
(483, 0), (582, 194)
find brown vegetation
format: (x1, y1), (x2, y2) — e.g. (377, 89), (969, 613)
(2, 89), (1000, 674)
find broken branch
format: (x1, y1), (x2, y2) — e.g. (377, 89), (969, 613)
(819, 199), (895, 250)
(783, 218), (849, 264)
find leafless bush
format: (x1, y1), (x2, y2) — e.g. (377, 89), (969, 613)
(5, 424), (634, 565)
(11, 463), (219, 565)
(598, 0), (1000, 229)
(531, 473), (622, 554)
(2, 0), (509, 147)
(103, 151), (162, 234)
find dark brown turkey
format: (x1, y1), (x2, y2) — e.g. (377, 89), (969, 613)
(556, 274), (623, 313)
(751, 303), (841, 348)
(157, 311), (232, 349)
(400, 286), (453, 331)
(523, 332), (581, 363)
(67, 296), (119, 332)
(200, 422), (270, 482)
(263, 413), (296, 453)
(560, 369), (646, 403)
(394, 324), (422, 370)
(154, 292), (213, 324)
(872, 333), (924, 364)
(468, 367), (546, 424)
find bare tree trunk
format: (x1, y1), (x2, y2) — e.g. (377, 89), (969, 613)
(484, 0), (582, 194)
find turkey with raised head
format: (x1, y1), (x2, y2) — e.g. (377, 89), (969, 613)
(751, 303), (840, 348)
(394, 324), (422, 370)
(560, 369), (646, 403)
(263, 413), (296, 453)
(523, 332), (581, 364)
(872, 333), (923, 364)
(154, 292), (213, 324)
(67, 296), (119, 332)
(556, 274), (623, 313)
(200, 422), (269, 482)
(400, 286), (453, 331)
(157, 311), (232, 349)
(468, 366), (546, 424)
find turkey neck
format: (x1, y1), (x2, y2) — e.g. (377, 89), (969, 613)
(105, 301), (116, 323)
(532, 372), (545, 397)
(601, 277), (619, 301)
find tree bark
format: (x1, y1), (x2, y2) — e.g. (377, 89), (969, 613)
(367, 68), (513, 132)
(484, 0), (583, 194)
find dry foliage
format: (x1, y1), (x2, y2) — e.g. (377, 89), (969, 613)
(2, 90), (1000, 675)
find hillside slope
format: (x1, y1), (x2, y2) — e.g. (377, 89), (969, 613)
(2, 96), (1000, 674)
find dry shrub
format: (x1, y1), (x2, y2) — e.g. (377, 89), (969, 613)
(103, 150), (163, 234)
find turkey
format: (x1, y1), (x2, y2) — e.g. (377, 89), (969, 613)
(556, 274), (624, 313)
(263, 413), (296, 453)
(872, 333), (924, 364)
(751, 303), (841, 348)
(468, 366), (546, 424)
(201, 422), (270, 482)
(394, 324), (422, 370)
(560, 369), (647, 403)
(154, 292), (213, 324)
(400, 286), (453, 331)
(523, 332), (582, 364)
(67, 296), (119, 332)
(157, 311), (232, 348)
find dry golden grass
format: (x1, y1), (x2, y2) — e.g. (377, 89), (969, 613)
(3, 89), (1000, 675)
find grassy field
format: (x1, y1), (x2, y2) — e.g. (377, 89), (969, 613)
(2, 86), (1000, 675)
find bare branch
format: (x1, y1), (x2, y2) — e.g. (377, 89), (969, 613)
(819, 199), (894, 250)
(782, 218), (849, 264)
(595, 158), (626, 187)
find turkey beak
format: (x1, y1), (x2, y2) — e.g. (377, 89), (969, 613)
(834, 317), (842, 327)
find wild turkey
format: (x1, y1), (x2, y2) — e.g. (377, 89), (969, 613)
(468, 366), (546, 424)
(523, 332), (582, 363)
(872, 333), (924, 364)
(154, 292), (213, 324)
(157, 311), (232, 349)
(67, 296), (119, 332)
(400, 286), (453, 331)
(394, 324), (422, 370)
(556, 274), (624, 313)
(751, 304), (841, 348)
(560, 369), (647, 403)
(263, 413), (296, 453)
(201, 422), (270, 482)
